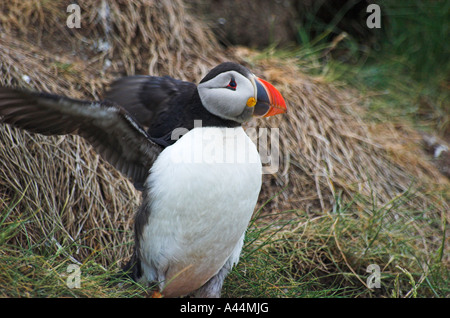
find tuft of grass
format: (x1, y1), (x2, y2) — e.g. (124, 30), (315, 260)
(0, 194), (150, 298)
(378, 0), (450, 84)
(223, 188), (449, 298)
(260, 1), (449, 136)
(1, 172), (447, 298)
(306, 0), (449, 135)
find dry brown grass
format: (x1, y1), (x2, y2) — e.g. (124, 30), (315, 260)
(234, 48), (448, 214)
(232, 49), (449, 292)
(0, 0), (228, 267)
(0, 0), (448, 296)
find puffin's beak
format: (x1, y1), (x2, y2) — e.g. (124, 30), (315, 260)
(252, 77), (287, 117)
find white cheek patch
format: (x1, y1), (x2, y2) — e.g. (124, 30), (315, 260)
(198, 71), (255, 121)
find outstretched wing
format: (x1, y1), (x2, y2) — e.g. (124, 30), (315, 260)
(0, 87), (163, 189)
(104, 75), (195, 129)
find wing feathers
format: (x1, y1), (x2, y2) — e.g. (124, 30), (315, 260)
(0, 87), (163, 188)
(105, 75), (194, 129)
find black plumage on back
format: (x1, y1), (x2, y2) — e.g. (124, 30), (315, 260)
(105, 76), (192, 129)
(105, 75), (240, 147)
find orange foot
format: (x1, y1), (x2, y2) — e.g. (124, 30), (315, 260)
(151, 291), (163, 298)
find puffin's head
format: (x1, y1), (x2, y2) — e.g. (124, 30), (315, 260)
(197, 62), (287, 123)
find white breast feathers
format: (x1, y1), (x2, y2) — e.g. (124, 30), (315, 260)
(139, 126), (262, 297)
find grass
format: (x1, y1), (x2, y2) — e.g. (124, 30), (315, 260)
(222, 188), (448, 298)
(2, 184), (446, 298)
(256, 1), (449, 137)
(301, 0), (449, 135)
(228, 5), (450, 291)
(0, 193), (148, 298)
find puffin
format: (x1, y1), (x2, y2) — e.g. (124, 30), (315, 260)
(0, 62), (287, 297)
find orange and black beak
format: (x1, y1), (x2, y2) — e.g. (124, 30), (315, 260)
(252, 77), (287, 117)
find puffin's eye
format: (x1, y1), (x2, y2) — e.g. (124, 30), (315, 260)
(226, 78), (237, 90)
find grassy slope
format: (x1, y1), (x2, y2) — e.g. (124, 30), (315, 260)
(2, 187), (447, 297)
(1, 1), (448, 298)
(226, 0), (449, 298)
